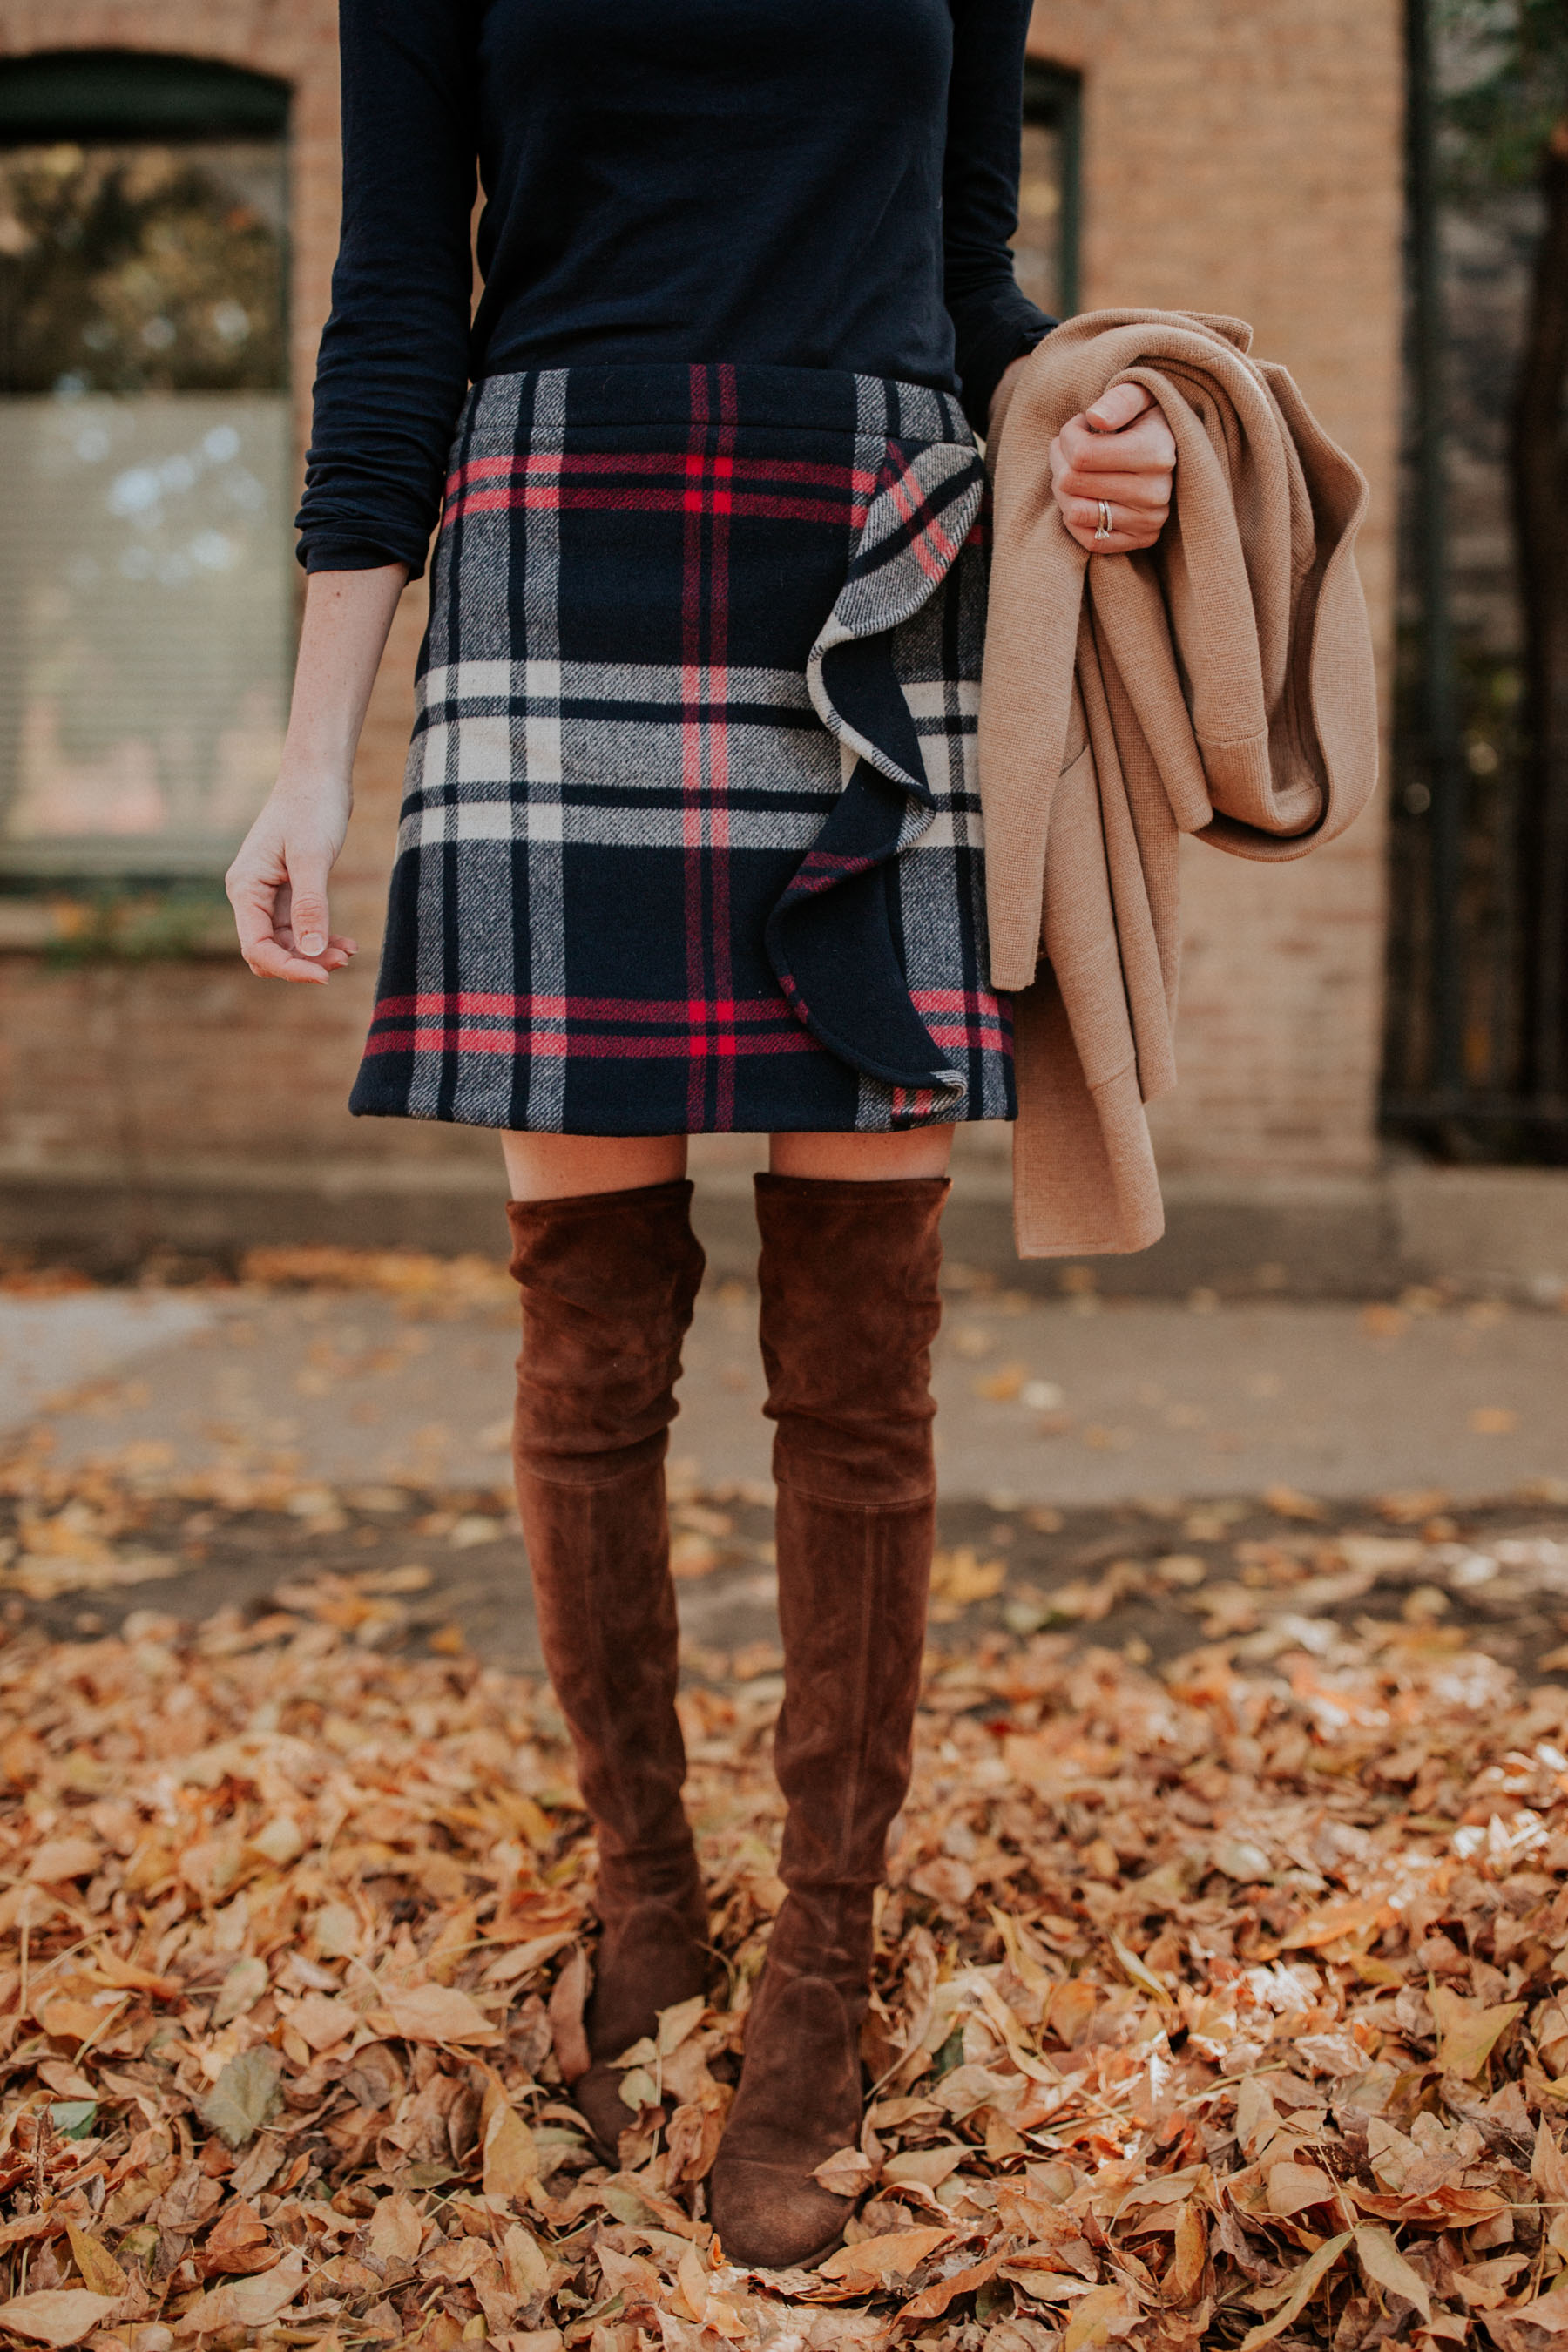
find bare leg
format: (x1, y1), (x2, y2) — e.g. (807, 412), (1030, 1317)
(503, 1132), (688, 1201)
(504, 1127), (950, 1196)
(767, 1126), (955, 1181)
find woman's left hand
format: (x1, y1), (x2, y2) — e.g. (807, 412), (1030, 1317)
(1047, 380), (1176, 554)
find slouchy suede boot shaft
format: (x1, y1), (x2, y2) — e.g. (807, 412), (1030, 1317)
(710, 1173), (946, 2269)
(507, 1179), (709, 2154)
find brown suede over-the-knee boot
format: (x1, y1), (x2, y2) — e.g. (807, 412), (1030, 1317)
(508, 1179), (710, 2155)
(708, 1172), (945, 2268)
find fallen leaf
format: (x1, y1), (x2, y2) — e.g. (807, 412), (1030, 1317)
(366, 2193), (423, 2264)
(1281, 1896), (1393, 1950)
(208, 1954), (268, 2027)
(483, 2098), (540, 2199)
(34, 2001), (106, 2044)
(1354, 2223), (1431, 2322)
(817, 2225), (956, 2285)
(884, 2146), (968, 2188)
(199, 2197), (274, 2280)
(1484, 2285), (1568, 2343)
(172, 2249), (306, 2337)
(0, 2292), (121, 2346)
(549, 1945), (591, 2083)
(930, 1547), (1007, 1604)
(1534, 2116), (1568, 2208)
(1267, 2161), (1336, 2216)
(900, 2252), (1010, 2321)
(373, 1980), (500, 2045)
(88, 1950), (180, 1997)
(1166, 2204), (1207, 2303)
(1061, 2284), (1139, 2352)
(25, 1840), (101, 1885)
(1234, 2234), (1352, 2352)
(64, 2225), (126, 2300)
(198, 2045), (281, 2148)
(656, 1992), (708, 2056)
(1454, 2254), (1530, 2309)
(1430, 1986), (1524, 2080)
(670, 1532), (719, 1578)
(47, 2100), (97, 2140)
(502, 2222), (553, 2303)
(287, 1990), (357, 2051)
(813, 2146), (875, 2199)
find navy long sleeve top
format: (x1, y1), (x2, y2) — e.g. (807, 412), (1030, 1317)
(296, 0), (1054, 577)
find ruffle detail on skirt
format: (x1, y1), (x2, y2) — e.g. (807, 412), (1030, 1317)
(765, 439), (989, 1092)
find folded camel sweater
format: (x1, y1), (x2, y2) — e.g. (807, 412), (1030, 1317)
(979, 308), (1380, 1257)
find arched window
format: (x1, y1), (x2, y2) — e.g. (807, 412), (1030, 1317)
(0, 51), (291, 877)
(1013, 62), (1083, 320)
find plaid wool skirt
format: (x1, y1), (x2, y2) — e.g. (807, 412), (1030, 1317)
(349, 362), (1016, 1134)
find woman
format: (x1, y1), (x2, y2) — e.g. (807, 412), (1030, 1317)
(227, 0), (1175, 2268)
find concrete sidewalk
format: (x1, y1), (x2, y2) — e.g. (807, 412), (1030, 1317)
(4, 1274), (1565, 1508)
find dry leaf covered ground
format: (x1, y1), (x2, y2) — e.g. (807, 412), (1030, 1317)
(1, 1464), (1568, 2349)
(3, 1254), (1568, 2352)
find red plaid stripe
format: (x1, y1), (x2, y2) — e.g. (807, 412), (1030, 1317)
(362, 986), (1008, 1064)
(443, 449), (874, 531)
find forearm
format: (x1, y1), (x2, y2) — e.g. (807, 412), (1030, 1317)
(279, 564), (409, 797)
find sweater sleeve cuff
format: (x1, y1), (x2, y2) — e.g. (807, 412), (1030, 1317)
(959, 313), (1056, 438)
(297, 531), (428, 581)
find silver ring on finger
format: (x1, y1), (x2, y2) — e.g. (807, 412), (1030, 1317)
(1094, 500), (1114, 542)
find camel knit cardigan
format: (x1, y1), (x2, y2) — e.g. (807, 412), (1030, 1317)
(978, 308), (1380, 1257)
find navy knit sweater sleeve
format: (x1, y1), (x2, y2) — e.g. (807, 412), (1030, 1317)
(944, 0), (1054, 436)
(297, 0), (1053, 578)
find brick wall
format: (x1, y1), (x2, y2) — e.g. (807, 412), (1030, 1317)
(0, 0), (471, 1192)
(0, 0), (1404, 1205)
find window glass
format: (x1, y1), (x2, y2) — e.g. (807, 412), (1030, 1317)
(1012, 122), (1066, 314)
(1011, 65), (1082, 321)
(0, 127), (290, 875)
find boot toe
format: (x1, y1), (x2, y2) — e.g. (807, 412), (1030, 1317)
(571, 2059), (645, 2161)
(709, 2157), (850, 2270)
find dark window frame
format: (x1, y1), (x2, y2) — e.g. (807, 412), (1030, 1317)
(0, 51), (289, 147)
(1023, 60), (1083, 319)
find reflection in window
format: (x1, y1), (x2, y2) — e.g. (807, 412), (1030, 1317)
(1012, 64), (1083, 321)
(0, 64), (292, 876)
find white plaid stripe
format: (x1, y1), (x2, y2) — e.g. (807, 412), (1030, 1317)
(512, 372), (568, 1132)
(395, 803), (983, 855)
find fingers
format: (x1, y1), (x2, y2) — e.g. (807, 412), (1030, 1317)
(1056, 496), (1165, 555)
(239, 930), (356, 985)
(1053, 464), (1172, 515)
(1085, 380), (1155, 434)
(1048, 389), (1176, 558)
(246, 937), (331, 985)
(1055, 407), (1177, 483)
(226, 846), (355, 985)
(227, 868), (292, 979)
(285, 848), (332, 962)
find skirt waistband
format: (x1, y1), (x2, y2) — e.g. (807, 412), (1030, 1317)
(463, 361), (975, 449)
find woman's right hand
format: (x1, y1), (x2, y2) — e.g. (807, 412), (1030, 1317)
(226, 778), (357, 984)
(225, 564), (409, 983)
